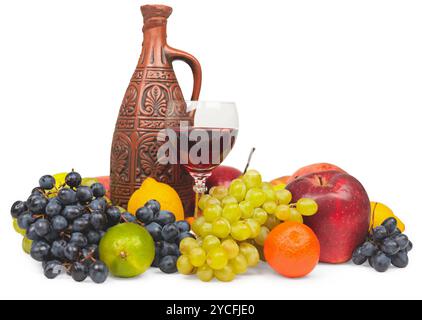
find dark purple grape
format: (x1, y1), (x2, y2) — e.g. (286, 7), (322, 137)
(352, 247), (367, 265)
(391, 250), (409, 268)
(27, 195), (48, 213)
(39, 175), (56, 191)
(159, 256), (178, 274)
(91, 183), (106, 198)
(71, 262), (89, 282)
(76, 186), (93, 204)
(136, 207), (154, 224)
(65, 172), (82, 188)
(154, 210), (176, 226)
(393, 234), (409, 251)
(145, 222), (162, 241)
(89, 261), (109, 284)
(373, 226), (388, 242)
(145, 200), (161, 214)
(11, 201), (27, 218)
(372, 251), (391, 273)
(45, 199), (62, 217)
(58, 188), (77, 205)
(175, 221), (191, 233)
(44, 260), (63, 279)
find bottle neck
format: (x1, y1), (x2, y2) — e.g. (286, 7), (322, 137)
(143, 18), (168, 44)
(139, 17), (169, 67)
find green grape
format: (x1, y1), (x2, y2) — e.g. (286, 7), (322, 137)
(229, 179), (247, 202)
(255, 226), (270, 246)
(289, 208), (304, 223)
(276, 189), (292, 205)
(221, 239), (239, 259)
(209, 186), (229, 201)
(261, 182), (274, 191)
(192, 216), (206, 235)
(199, 222), (213, 237)
(245, 188), (266, 208)
(239, 201), (254, 219)
(222, 203), (242, 224)
(253, 208), (268, 225)
(262, 201), (277, 214)
(231, 221), (252, 241)
(203, 204), (223, 223)
(212, 218), (231, 238)
(242, 170), (263, 189)
(245, 219), (261, 238)
(180, 237), (200, 255)
(230, 254), (248, 275)
(13, 218), (26, 236)
(221, 195), (239, 207)
(202, 235), (221, 252)
(265, 214), (281, 230)
(275, 204), (291, 221)
(196, 264), (214, 282)
(262, 188), (276, 202)
(214, 264), (236, 282)
(207, 247), (229, 270)
(189, 247), (207, 267)
(239, 243), (260, 267)
(199, 194), (212, 211)
(206, 197), (221, 207)
(177, 255), (194, 275)
(196, 237), (203, 247)
(22, 236), (32, 254)
(296, 198), (319, 216)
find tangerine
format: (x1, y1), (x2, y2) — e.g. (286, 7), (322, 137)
(264, 221), (320, 278)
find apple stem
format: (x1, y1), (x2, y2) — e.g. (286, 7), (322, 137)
(243, 148), (256, 174)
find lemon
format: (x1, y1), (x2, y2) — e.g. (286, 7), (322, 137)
(99, 223), (155, 278)
(128, 178), (185, 221)
(370, 202), (405, 232)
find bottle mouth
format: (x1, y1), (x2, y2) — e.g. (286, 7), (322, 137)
(141, 4), (173, 20)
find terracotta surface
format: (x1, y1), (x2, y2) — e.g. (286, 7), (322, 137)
(110, 5), (202, 214)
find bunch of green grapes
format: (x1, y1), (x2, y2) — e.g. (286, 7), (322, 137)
(177, 237), (260, 282)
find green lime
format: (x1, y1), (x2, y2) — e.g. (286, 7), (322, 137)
(99, 223), (155, 278)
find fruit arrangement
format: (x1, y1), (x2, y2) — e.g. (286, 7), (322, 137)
(175, 169), (319, 282)
(10, 172), (127, 283)
(352, 217), (413, 272)
(10, 162), (413, 283)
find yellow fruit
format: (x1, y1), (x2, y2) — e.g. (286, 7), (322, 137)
(370, 202), (405, 232)
(128, 178), (184, 221)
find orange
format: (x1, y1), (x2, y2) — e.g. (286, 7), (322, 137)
(264, 221), (320, 278)
(128, 178), (185, 221)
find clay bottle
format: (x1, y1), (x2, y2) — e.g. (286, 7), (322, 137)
(110, 4), (202, 214)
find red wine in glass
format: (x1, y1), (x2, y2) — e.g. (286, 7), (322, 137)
(173, 127), (238, 177)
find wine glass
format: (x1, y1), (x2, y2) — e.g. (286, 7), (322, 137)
(160, 101), (239, 218)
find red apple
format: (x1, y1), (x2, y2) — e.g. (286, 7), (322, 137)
(286, 171), (370, 264)
(287, 163), (347, 184)
(206, 166), (242, 189)
(96, 176), (110, 198)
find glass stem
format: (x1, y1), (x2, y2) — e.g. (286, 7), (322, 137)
(193, 177), (207, 219)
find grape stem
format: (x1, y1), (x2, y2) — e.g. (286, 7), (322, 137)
(243, 148), (256, 174)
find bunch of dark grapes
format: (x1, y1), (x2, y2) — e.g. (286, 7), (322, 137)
(10, 172), (131, 283)
(135, 200), (195, 274)
(352, 217), (413, 272)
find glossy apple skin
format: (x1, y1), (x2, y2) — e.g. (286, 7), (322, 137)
(206, 166), (242, 189)
(286, 171), (370, 264)
(287, 163), (347, 184)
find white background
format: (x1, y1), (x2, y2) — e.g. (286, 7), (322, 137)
(0, 0), (421, 300)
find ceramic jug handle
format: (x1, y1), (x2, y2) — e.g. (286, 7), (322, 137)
(166, 46), (202, 100)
